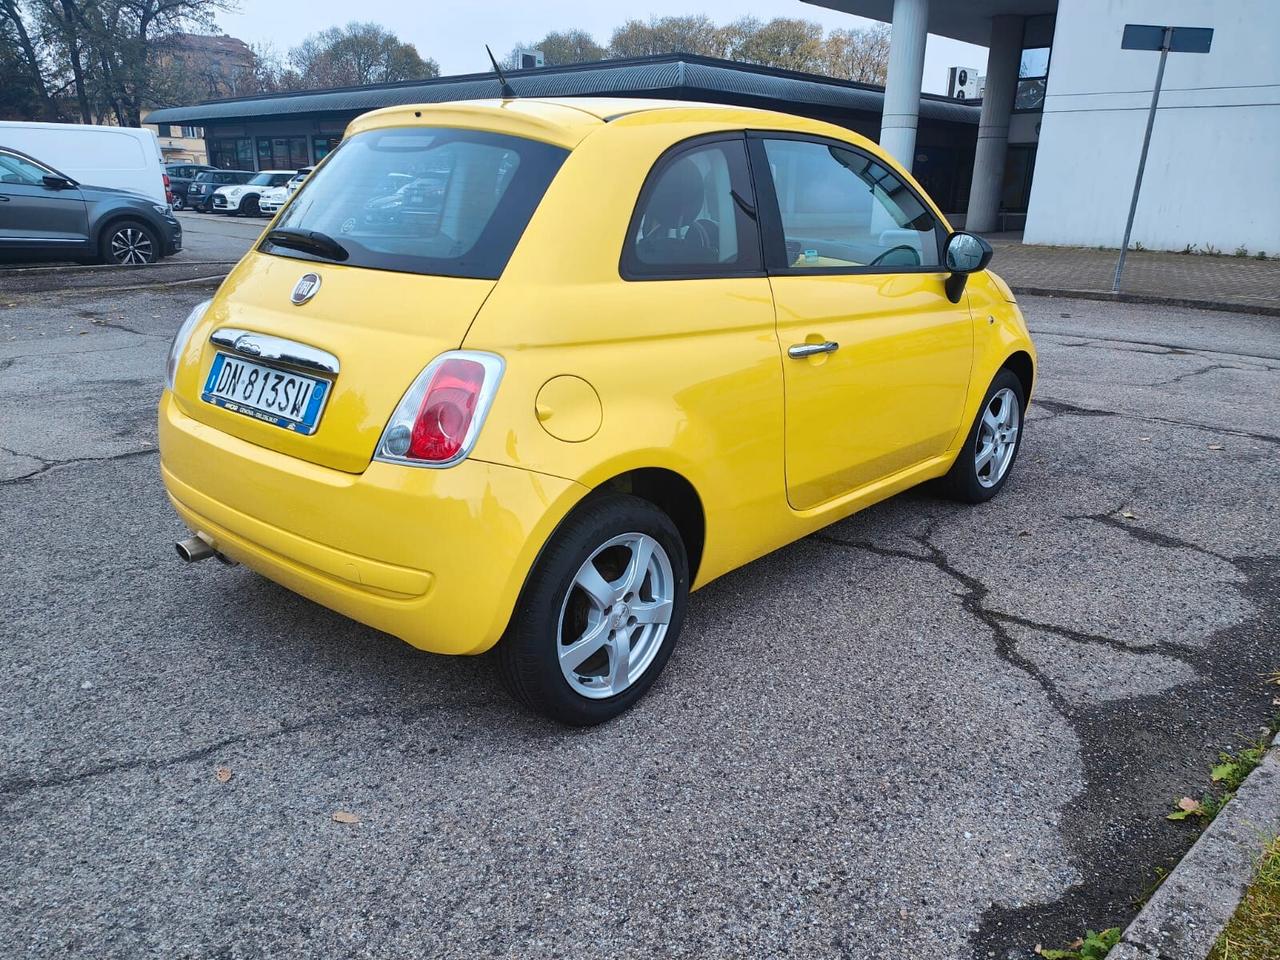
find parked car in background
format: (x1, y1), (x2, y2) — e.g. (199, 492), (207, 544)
(0, 121), (168, 205)
(0, 147), (181, 264)
(186, 169), (253, 213)
(259, 167), (313, 216)
(160, 99), (1035, 725)
(212, 170), (294, 217)
(165, 163), (218, 210)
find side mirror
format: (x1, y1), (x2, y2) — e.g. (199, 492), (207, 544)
(42, 174), (75, 190)
(943, 231), (993, 303)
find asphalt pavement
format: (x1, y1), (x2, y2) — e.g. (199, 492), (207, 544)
(0, 268), (1277, 959)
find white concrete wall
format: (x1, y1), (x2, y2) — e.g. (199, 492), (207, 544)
(1024, 0), (1280, 252)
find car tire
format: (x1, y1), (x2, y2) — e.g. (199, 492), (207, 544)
(99, 219), (160, 265)
(939, 368), (1026, 504)
(241, 195), (260, 217)
(497, 493), (689, 726)
(171, 194), (185, 211)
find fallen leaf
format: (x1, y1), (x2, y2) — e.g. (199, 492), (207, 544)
(332, 810), (360, 824)
(1018, 529), (1031, 537)
(1121, 511), (1137, 520)
(215, 766), (232, 783)
(1207, 443), (1224, 450)
(1168, 796), (1204, 820)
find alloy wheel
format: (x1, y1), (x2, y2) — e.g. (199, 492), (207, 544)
(557, 532), (675, 699)
(975, 386), (1020, 488)
(109, 227), (154, 265)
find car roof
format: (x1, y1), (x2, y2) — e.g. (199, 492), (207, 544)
(347, 97), (851, 150)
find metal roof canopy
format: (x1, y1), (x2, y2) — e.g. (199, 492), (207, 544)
(802, 0), (1059, 45)
(144, 53), (978, 127)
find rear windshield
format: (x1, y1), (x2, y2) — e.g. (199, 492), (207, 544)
(260, 127), (568, 280)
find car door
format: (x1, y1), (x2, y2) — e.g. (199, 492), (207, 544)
(747, 133), (974, 511)
(0, 150), (89, 250)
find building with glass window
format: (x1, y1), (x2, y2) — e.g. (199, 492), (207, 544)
(808, 0), (1279, 251)
(144, 54), (981, 212)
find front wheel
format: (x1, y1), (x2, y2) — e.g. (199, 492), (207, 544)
(240, 194), (259, 217)
(497, 493), (688, 726)
(939, 368), (1025, 503)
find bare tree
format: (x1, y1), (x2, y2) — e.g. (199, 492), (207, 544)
(608, 15), (726, 58)
(507, 28), (605, 68)
(289, 21), (438, 88)
(821, 24), (891, 84)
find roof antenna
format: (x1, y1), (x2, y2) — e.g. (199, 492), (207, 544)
(485, 45), (516, 99)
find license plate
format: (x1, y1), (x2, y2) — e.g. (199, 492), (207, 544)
(201, 352), (330, 434)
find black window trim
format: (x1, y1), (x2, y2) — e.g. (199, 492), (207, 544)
(619, 131), (766, 283)
(746, 130), (949, 279)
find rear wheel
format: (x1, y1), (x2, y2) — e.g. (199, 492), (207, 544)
(939, 368), (1025, 503)
(497, 493), (688, 726)
(100, 219), (159, 265)
(171, 193), (185, 211)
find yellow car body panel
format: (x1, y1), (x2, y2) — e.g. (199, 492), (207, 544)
(159, 97), (1036, 657)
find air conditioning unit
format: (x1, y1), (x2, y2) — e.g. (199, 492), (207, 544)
(516, 49), (545, 69)
(947, 66), (984, 101)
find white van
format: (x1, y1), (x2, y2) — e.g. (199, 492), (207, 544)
(0, 122), (168, 205)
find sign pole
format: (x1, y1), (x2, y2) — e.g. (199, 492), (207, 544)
(1112, 26), (1172, 293)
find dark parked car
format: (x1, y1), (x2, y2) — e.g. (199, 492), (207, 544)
(186, 169), (253, 212)
(0, 147), (181, 265)
(165, 162), (218, 211)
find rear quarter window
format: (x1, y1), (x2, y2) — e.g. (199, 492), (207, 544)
(260, 127), (567, 280)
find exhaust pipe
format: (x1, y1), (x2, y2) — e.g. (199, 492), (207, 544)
(175, 535), (215, 563)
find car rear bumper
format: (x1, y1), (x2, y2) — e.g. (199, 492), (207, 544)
(158, 391), (587, 655)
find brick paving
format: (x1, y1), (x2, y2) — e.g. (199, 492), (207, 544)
(984, 233), (1280, 315)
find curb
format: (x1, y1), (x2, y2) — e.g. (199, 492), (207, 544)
(1010, 285), (1280, 319)
(1108, 731), (1280, 960)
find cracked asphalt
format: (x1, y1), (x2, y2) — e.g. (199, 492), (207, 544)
(1, 271), (1278, 960)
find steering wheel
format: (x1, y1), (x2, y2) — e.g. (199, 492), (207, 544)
(869, 244), (921, 268)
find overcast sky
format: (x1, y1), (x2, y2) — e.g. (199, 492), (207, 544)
(217, 0), (988, 94)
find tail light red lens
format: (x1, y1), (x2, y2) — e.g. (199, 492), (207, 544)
(408, 358), (485, 461)
(375, 352), (504, 468)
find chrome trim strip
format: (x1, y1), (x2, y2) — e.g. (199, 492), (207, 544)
(0, 236), (83, 243)
(209, 327), (339, 375)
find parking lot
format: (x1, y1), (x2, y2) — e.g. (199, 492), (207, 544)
(1, 258), (1277, 958)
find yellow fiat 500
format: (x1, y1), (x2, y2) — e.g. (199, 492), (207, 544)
(161, 98), (1035, 725)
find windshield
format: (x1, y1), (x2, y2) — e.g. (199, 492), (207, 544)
(260, 127), (567, 280)
(249, 173), (280, 186)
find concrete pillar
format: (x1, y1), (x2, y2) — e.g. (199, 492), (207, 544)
(965, 15), (1023, 233)
(880, 0), (930, 170)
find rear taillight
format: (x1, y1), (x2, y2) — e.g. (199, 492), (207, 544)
(163, 173), (171, 188)
(375, 352), (504, 468)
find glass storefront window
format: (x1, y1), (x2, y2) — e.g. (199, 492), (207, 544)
(256, 136), (310, 170)
(313, 136), (342, 162)
(209, 137), (253, 170)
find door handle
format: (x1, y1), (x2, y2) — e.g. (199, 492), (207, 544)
(788, 341), (839, 359)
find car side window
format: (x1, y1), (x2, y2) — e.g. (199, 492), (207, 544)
(0, 152), (50, 186)
(622, 138), (761, 279)
(760, 137), (940, 271)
